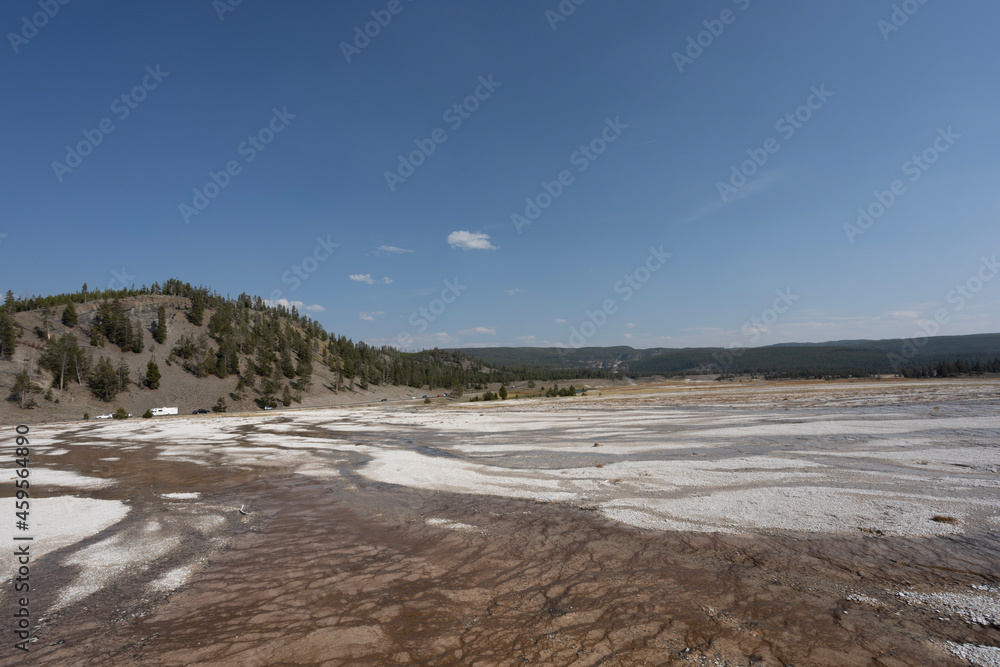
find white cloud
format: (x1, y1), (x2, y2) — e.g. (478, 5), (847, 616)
(359, 311), (384, 321)
(623, 333), (633, 339)
(349, 274), (392, 285)
(264, 298), (302, 308)
(554, 318), (566, 324)
(377, 245), (413, 254)
(504, 288), (524, 296)
(459, 327), (496, 335)
(263, 298), (324, 313)
(626, 322), (635, 328)
(517, 335), (536, 344)
(447, 230), (497, 250)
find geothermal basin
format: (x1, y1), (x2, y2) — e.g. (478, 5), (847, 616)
(2, 379), (1000, 665)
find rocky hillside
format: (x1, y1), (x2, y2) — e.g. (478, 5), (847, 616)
(0, 282), (522, 424)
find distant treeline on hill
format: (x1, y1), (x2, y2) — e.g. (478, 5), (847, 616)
(455, 334), (1000, 379)
(1, 280), (616, 408)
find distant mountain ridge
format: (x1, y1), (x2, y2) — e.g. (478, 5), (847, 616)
(454, 333), (1000, 376)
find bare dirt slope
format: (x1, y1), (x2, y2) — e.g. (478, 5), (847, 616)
(0, 298), (462, 425)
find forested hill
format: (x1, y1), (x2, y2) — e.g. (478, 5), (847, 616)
(455, 333), (1000, 379)
(0, 280), (606, 419)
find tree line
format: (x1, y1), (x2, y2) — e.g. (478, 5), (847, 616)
(4, 279), (620, 408)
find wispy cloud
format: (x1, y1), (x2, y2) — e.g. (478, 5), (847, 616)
(377, 245), (413, 254)
(517, 335), (536, 343)
(305, 304), (325, 313)
(349, 274), (392, 285)
(359, 311), (384, 321)
(448, 230), (497, 250)
(554, 318), (566, 324)
(459, 326), (496, 335)
(504, 288), (524, 296)
(680, 168), (792, 225)
(367, 332), (456, 350)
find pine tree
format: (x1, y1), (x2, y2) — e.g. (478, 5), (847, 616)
(40, 305), (53, 340)
(154, 305), (167, 344)
(242, 358), (256, 388)
(117, 359), (131, 392)
(89, 357), (119, 401)
(295, 357), (312, 391)
(145, 359), (161, 389)
(280, 347), (296, 378)
(10, 370), (41, 409)
(39, 333), (83, 391)
(132, 320), (144, 353)
(498, 385), (508, 400)
(188, 292), (205, 326)
(0, 308), (17, 359)
(62, 301), (78, 327)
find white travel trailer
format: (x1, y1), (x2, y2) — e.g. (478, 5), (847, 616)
(151, 407), (178, 416)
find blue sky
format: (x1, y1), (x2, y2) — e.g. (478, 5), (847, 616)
(2, 0), (998, 350)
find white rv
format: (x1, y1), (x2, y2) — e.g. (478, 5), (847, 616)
(151, 407), (178, 416)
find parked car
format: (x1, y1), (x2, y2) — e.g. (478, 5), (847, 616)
(94, 413), (113, 419)
(422, 395), (427, 398)
(264, 406), (274, 410)
(193, 409), (209, 414)
(380, 398), (388, 402)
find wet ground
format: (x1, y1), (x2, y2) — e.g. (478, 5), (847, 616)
(2, 379), (999, 665)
